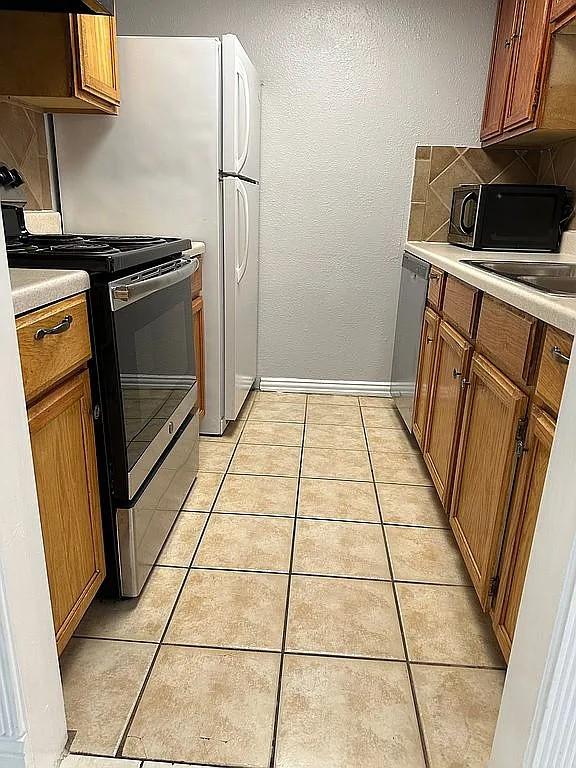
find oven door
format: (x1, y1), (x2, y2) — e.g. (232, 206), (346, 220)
(448, 186), (479, 246)
(110, 256), (199, 499)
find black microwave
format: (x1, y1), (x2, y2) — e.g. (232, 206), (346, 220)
(448, 184), (570, 252)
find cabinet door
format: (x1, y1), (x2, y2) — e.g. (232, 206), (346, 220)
(72, 13), (120, 110)
(551, 0), (576, 22)
(450, 354), (528, 609)
(503, 0), (549, 131)
(492, 406), (554, 661)
(413, 308), (439, 450)
(192, 295), (206, 417)
(28, 370), (105, 654)
(423, 321), (472, 508)
(481, 0), (518, 141)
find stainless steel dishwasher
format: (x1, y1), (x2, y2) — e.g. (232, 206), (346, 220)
(391, 252), (430, 430)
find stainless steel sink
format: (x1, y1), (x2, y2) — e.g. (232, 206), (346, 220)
(462, 260), (576, 296)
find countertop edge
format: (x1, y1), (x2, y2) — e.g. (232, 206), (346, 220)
(405, 241), (576, 335)
(10, 269), (91, 317)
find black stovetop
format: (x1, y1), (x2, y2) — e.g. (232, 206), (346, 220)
(3, 203), (192, 273)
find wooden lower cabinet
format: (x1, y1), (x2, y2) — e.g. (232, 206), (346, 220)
(492, 406), (555, 660)
(192, 295), (206, 417)
(423, 321), (472, 507)
(28, 369), (105, 654)
(450, 354), (528, 609)
(413, 308), (439, 449)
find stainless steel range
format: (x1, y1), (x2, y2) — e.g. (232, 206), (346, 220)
(4, 201), (200, 597)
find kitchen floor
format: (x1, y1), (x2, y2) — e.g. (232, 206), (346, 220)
(61, 392), (505, 768)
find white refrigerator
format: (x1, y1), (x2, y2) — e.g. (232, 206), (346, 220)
(53, 35), (261, 435)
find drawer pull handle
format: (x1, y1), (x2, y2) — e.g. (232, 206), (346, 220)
(430, 273), (441, 281)
(34, 315), (73, 340)
(453, 368), (462, 379)
(551, 345), (570, 366)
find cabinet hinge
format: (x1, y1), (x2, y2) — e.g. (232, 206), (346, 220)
(515, 417), (528, 457)
(489, 575), (500, 598)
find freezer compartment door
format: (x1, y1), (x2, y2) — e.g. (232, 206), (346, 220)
(223, 177), (259, 421)
(116, 411), (199, 597)
(222, 34), (261, 182)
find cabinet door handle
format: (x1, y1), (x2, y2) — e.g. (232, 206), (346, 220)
(34, 315), (73, 340)
(429, 273), (441, 281)
(426, 336), (434, 344)
(551, 345), (570, 365)
(453, 368), (462, 379)
(461, 378), (470, 390)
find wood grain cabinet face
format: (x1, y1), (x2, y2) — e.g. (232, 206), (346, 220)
(423, 321), (472, 508)
(481, 0), (518, 141)
(192, 295), (206, 417)
(492, 406), (554, 660)
(536, 325), (573, 416)
(442, 276), (481, 339)
(72, 14), (120, 109)
(450, 353), (528, 609)
(28, 369), (105, 654)
(413, 308), (439, 450)
(427, 267), (445, 311)
(551, 0), (576, 22)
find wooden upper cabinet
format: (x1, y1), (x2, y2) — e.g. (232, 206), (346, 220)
(0, 11), (119, 114)
(450, 353), (528, 609)
(481, 0), (518, 141)
(503, 0), (550, 132)
(423, 321), (472, 508)
(413, 308), (439, 450)
(492, 406), (554, 661)
(551, 0), (576, 22)
(28, 369), (105, 654)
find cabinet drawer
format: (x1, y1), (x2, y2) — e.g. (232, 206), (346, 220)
(476, 295), (540, 386)
(536, 325), (573, 415)
(17, 294), (92, 403)
(427, 267), (444, 310)
(443, 276), (481, 338)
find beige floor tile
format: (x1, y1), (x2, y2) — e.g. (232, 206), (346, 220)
(359, 396), (396, 408)
(237, 390), (257, 419)
(412, 665), (505, 768)
(215, 474), (297, 516)
(306, 403), (362, 426)
(249, 400), (306, 423)
(165, 569), (288, 651)
(361, 406), (404, 428)
(304, 424), (366, 450)
(371, 452), (432, 485)
(157, 512), (207, 567)
(194, 514), (293, 571)
(240, 420), (304, 446)
(302, 447), (372, 481)
(307, 394), (359, 406)
(199, 441), (235, 472)
(386, 526), (470, 585)
(366, 427), (418, 453)
(123, 646), (280, 767)
(286, 576), (404, 659)
(276, 655), (425, 768)
(293, 519), (390, 579)
(377, 484), (447, 528)
(256, 391), (307, 404)
(298, 478), (379, 522)
(76, 567), (185, 642)
(201, 418), (246, 443)
(229, 444), (301, 477)
(397, 584), (504, 667)
(182, 472), (223, 512)
(62, 638), (155, 756)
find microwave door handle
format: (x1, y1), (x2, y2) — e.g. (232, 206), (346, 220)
(459, 192), (477, 235)
(111, 257), (199, 311)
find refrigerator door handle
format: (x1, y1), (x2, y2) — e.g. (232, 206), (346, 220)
(236, 180), (250, 284)
(237, 59), (251, 173)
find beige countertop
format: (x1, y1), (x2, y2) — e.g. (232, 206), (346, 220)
(10, 268), (90, 316)
(405, 240), (576, 335)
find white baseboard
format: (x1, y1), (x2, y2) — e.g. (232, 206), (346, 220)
(258, 378), (393, 397)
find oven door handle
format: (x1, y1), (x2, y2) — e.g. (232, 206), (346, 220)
(111, 257), (199, 310)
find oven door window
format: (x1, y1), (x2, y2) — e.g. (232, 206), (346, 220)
(113, 271), (196, 475)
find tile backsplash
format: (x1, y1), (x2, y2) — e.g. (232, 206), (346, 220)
(538, 141), (576, 230)
(0, 98), (51, 210)
(408, 146), (541, 242)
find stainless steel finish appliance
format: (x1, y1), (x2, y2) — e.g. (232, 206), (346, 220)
(392, 252), (430, 430)
(462, 259), (576, 296)
(117, 411), (199, 597)
(448, 184), (570, 252)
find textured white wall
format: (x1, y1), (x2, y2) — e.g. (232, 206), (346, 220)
(117, 0), (497, 382)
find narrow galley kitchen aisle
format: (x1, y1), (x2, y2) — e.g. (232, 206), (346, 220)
(60, 392), (505, 768)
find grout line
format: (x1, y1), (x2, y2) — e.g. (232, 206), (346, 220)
(268, 394), (307, 768)
(360, 405), (431, 768)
